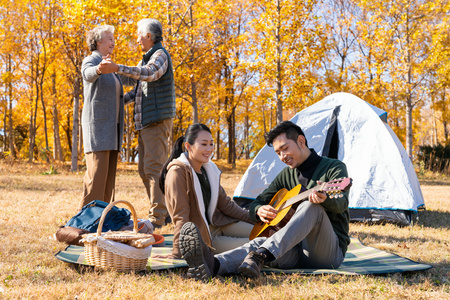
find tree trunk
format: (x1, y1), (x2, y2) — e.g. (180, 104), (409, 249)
(226, 94), (236, 167)
(52, 103), (63, 161)
(191, 77), (198, 123)
(227, 112), (233, 165)
(433, 109), (438, 146)
(262, 103), (267, 136)
(28, 59), (39, 162)
(223, 60), (234, 165)
(40, 79), (49, 161)
(7, 55), (14, 158)
(71, 76), (80, 172)
(404, 6), (414, 160)
(444, 120), (448, 144)
(270, 105), (275, 131)
(38, 29), (49, 160)
(65, 113), (72, 152)
(244, 106), (250, 159)
(3, 100), (6, 154)
(165, 2), (175, 155)
(125, 105), (131, 162)
(275, 0), (283, 124)
(189, 4), (198, 123)
(225, 94), (232, 165)
(215, 75), (221, 160)
(442, 92), (448, 143)
(406, 95), (413, 158)
(28, 107), (34, 162)
(232, 107), (236, 167)
(215, 128), (220, 160)
(51, 71), (63, 161)
(79, 109), (83, 157)
(216, 102), (220, 160)
(29, 93), (39, 162)
(166, 0), (172, 47)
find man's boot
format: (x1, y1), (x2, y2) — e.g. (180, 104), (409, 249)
(238, 251), (266, 278)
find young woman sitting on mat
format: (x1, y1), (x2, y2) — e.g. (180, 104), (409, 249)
(157, 123), (253, 259)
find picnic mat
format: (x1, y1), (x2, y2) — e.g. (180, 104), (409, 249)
(55, 235), (432, 275)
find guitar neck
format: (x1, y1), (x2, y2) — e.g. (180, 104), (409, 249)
(276, 178), (351, 211)
(278, 186), (319, 210)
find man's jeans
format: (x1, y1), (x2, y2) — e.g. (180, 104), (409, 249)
(216, 201), (345, 274)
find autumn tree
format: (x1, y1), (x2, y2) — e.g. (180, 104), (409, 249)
(209, 0), (256, 165)
(2, 0), (450, 165)
(319, 0), (358, 95)
(331, 0), (394, 109)
(167, 0), (218, 128)
(0, 0), (27, 159)
(389, 0), (433, 157)
(249, 0), (324, 125)
(352, 0), (434, 157)
(424, 4), (450, 145)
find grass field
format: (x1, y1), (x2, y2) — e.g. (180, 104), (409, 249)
(0, 160), (449, 299)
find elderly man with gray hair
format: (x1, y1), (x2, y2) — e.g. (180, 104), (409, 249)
(99, 18), (176, 229)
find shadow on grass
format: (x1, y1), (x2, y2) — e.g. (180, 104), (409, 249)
(417, 209), (450, 229)
(418, 179), (450, 186)
(66, 261), (188, 277)
(354, 229), (447, 248)
(0, 175), (79, 191)
(218, 269), (443, 289)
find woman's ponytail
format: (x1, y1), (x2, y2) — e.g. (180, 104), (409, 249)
(159, 136), (185, 194)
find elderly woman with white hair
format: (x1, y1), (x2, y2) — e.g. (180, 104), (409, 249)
(79, 25), (134, 211)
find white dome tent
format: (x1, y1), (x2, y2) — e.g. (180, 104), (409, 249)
(233, 92), (425, 226)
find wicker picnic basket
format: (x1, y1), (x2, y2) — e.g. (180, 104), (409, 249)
(83, 200), (151, 271)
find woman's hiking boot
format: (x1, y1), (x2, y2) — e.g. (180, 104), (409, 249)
(179, 222), (216, 281)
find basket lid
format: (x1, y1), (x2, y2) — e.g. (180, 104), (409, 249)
(103, 231), (154, 241)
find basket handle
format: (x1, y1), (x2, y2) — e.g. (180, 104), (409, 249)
(96, 200), (138, 236)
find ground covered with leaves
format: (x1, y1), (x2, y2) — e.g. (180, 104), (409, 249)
(0, 160), (448, 299)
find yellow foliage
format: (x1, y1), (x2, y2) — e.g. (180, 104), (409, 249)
(0, 0), (449, 163)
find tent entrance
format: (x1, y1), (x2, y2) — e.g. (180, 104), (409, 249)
(322, 106), (340, 159)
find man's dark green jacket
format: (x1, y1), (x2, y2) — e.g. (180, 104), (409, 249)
(249, 156), (351, 254)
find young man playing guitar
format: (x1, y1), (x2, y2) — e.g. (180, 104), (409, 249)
(179, 121), (350, 280)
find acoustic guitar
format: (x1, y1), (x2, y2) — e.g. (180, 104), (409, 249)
(249, 178), (352, 240)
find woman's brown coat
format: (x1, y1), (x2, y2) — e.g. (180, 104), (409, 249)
(164, 153), (251, 258)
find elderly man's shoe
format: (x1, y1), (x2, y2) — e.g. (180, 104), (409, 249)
(179, 222), (216, 281)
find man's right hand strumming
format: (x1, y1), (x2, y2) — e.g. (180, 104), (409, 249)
(257, 205), (278, 223)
